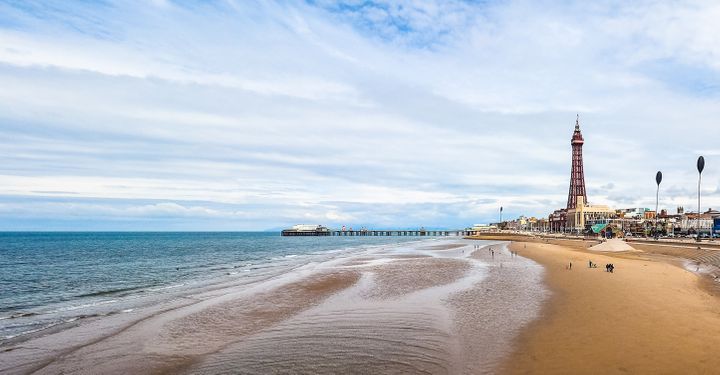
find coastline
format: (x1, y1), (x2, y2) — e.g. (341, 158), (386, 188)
(500, 240), (720, 374)
(6, 235), (718, 374)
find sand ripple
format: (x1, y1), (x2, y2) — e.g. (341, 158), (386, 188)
(187, 303), (455, 374)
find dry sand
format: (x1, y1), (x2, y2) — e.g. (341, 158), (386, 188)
(588, 238), (637, 252)
(502, 241), (720, 374)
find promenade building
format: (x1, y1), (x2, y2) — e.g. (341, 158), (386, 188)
(549, 209), (567, 232)
(680, 211), (717, 234)
(566, 196), (615, 234)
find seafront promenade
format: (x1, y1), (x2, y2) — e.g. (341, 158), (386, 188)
(470, 230), (720, 249)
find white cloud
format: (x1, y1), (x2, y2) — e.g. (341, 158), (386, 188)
(0, 0), (719, 229)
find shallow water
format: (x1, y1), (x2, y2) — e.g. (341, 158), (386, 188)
(0, 232), (423, 342)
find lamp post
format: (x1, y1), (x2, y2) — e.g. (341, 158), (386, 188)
(655, 171), (662, 239)
(697, 156), (705, 242)
(499, 206), (503, 227)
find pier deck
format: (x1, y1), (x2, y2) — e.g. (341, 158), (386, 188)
(329, 230), (477, 236)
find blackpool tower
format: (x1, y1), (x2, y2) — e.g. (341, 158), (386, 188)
(566, 115), (587, 209)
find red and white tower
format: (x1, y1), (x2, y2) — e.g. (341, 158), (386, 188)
(566, 115), (587, 209)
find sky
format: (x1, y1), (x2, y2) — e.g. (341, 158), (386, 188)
(1, 0), (719, 231)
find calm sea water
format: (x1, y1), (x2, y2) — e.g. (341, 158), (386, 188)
(0, 232), (424, 341)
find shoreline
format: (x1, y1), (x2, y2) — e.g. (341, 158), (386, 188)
(6, 236), (718, 374)
(0, 236), (431, 348)
(499, 240), (720, 374)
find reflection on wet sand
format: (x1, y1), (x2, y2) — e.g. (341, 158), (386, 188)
(32, 272), (362, 375)
(449, 246), (547, 374)
(191, 297), (456, 374)
(365, 258), (471, 298)
(10, 240), (547, 375)
(186, 241), (545, 374)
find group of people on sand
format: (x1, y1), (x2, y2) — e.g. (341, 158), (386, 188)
(469, 244), (519, 259)
(570, 259), (614, 273)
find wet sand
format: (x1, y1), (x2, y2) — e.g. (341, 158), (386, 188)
(503, 241), (720, 374)
(0, 240), (547, 375)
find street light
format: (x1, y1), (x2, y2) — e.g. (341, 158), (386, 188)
(697, 156), (705, 242)
(655, 171), (662, 239)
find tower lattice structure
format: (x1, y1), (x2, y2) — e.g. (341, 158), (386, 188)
(566, 115), (587, 209)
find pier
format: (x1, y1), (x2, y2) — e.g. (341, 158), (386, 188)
(329, 230), (479, 236)
(280, 224), (480, 237)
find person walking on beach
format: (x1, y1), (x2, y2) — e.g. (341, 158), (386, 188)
(569, 261), (572, 270)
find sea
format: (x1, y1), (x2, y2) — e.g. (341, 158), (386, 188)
(0, 232), (424, 343)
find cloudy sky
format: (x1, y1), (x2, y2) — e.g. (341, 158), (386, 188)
(1, 0), (719, 231)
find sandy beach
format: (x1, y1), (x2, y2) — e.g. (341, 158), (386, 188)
(502, 241), (720, 374)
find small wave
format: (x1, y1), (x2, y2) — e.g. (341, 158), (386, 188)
(2, 314), (100, 340)
(53, 300), (118, 313)
(1, 321), (45, 330)
(147, 283), (185, 292)
(75, 286), (144, 298)
(0, 312), (38, 320)
(211, 266), (232, 271)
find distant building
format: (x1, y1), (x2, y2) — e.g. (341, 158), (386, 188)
(549, 209), (567, 232)
(472, 223), (498, 232)
(616, 208), (650, 219)
(680, 213), (713, 233)
(679, 209), (720, 234)
(566, 196), (615, 233)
